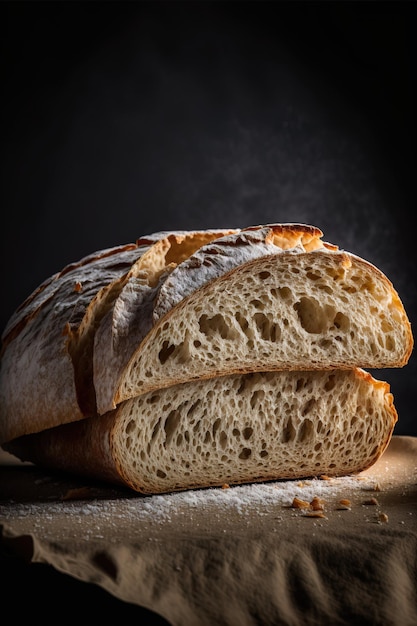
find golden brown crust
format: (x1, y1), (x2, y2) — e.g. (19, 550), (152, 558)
(0, 223), (412, 448)
(3, 412), (126, 487)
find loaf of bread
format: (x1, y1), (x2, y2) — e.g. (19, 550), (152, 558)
(0, 224), (412, 445)
(3, 368), (397, 494)
(0, 223), (412, 493)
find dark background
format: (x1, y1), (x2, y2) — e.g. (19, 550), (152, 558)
(1, 1), (415, 435)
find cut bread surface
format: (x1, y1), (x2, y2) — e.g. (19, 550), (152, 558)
(4, 368), (397, 494)
(115, 248), (412, 407)
(113, 368), (397, 493)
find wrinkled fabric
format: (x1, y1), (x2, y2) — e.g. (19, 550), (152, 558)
(1, 437), (417, 626)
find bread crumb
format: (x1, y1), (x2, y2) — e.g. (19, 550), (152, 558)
(336, 498), (351, 510)
(221, 484), (230, 489)
(74, 281), (82, 292)
(319, 475), (331, 481)
(363, 497), (379, 506)
(378, 512), (389, 523)
(291, 496), (310, 509)
(303, 511), (327, 519)
(310, 496), (325, 511)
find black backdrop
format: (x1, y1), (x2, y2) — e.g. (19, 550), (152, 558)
(1, 1), (415, 435)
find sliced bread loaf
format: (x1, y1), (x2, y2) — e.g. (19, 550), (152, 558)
(0, 223), (412, 445)
(3, 368), (397, 494)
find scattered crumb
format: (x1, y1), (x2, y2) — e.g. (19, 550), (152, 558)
(319, 475), (331, 481)
(378, 512), (389, 524)
(336, 498), (351, 511)
(291, 495), (327, 513)
(303, 511), (327, 519)
(363, 497), (379, 506)
(339, 499), (351, 507)
(74, 281), (82, 292)
(221, 484), (230, 489)
(309, 496), (325, 511)
(291, 497), (310, 509)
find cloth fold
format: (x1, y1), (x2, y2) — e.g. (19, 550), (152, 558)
(1, 436), (417, 626)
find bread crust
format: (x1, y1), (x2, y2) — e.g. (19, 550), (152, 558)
(0, 223), (413, 445)
(0, 229), (235, 443)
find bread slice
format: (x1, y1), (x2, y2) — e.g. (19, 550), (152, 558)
(114, 239), (413, 413)
(0, 224), (412, 444)
(3, 368), (397, 494)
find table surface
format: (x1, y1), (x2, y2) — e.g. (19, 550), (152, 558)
(1, 436), (417, 626)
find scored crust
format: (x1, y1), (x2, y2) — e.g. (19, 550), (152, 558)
(0, 223), (413, 445)
(0, 228), (236, 443)
(0, 224), (324, 442)
(93, 224), (330, 413)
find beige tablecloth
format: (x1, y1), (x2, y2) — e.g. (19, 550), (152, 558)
(1, 436), (417, 626)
